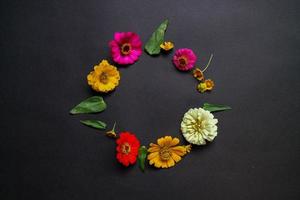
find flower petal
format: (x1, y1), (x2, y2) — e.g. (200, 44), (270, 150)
(148, 146), (160, 153)
(148, 152), (159, 160)
(154, 159), (162, 168)
(171, 146), (187, 156)
(167, 158), (175, 168)
(171, 153), (182, 162)
(161, 161), (168, 168)
(157, 137), (165, 146)
(170, 137), (180, 146)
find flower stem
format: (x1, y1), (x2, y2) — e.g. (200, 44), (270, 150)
(202, 54), (214, 73)
(112, 122), (116, 131)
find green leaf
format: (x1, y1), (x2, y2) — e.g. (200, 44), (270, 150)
(144, 19), (169, 55)
(138, 146), (148, 172)
(203, 103), (231, 112)
(80, 120), (107, 130)
(70, 96), (106, 114)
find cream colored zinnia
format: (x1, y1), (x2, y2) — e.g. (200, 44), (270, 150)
(181, 108), (218, 145)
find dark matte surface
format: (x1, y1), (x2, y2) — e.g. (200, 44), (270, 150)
(1, 0), (300, 199)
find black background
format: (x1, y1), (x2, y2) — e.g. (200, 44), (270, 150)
(1, 0), (300, 199)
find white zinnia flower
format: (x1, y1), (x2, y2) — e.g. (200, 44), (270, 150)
(181, 108), (218, 145)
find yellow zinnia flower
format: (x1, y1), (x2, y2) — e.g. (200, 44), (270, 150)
(160, 41), (174, 51)
(87, 60), (120, 93)
(197, 79), (215, 93)
(204, 79), (214, 90)
(197, 82), (207, 93)
(147, 136), (191, 169)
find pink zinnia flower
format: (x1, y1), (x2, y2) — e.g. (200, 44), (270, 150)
(109, 32), (142, 65)
(173, 48), (197, 71)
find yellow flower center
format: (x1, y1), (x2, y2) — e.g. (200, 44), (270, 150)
(121, 43), (132, 55)
(159, 147), (172, 161)
(99, 72), (109, 84)
(178, 56), (188, 66)
(121, 142), (131, 154)
(193, 119), (204, 132)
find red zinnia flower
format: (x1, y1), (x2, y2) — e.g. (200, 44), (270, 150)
(116, 132), (140, 166)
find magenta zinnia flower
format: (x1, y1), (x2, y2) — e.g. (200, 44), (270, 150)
(173, 48), (197, 71)
(109, 32), (142, 65)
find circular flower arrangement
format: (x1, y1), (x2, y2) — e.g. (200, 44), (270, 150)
(70, 20), (231, 171)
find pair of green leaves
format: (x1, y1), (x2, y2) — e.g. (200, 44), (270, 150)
(70, 96), (107, 130)
(145, 19), (169, 55)
(70, 97), (148, 173)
